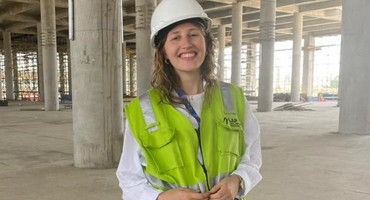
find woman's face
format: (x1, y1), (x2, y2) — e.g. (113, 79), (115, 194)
(164, 22), (206, 77)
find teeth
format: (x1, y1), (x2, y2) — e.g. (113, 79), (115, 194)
(181, 53), (195, 58)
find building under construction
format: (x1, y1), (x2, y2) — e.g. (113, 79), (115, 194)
(0, 0), (369, 200)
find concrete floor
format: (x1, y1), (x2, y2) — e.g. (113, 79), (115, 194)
(0, 101), (369, 200)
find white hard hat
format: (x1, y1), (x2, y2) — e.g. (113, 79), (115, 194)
(150, 0), (212, 46)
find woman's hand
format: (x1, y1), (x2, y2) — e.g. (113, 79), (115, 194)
(209, 175), (240, 200)
(157, 188), (210, 200)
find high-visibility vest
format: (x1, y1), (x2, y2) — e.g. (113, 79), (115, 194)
(125, 82), (246, 195)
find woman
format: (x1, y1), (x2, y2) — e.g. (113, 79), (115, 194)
(116, 0), (262, 199)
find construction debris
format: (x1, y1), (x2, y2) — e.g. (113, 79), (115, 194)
(273, 102), (314, 111)
(273, 93), (291, 102)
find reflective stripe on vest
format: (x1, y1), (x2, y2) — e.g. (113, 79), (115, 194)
(219, 81), (234, 112)
(144, 172), (207, 192)
(139, 93), (158, 132)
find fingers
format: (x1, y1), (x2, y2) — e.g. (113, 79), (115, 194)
(209, 183), (233, 200)
(209, 187), (225, 199)
(178, 188), (201, 193)
(209, 183), (221, 194)
(179, 188), (210, 200)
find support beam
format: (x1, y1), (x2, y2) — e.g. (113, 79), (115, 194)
(302, 34), (314, 99)
(122, 41), (127, 96)
(217, 24), (226, 81)
(0, 4), (38, 20)
(258, 0), (276, 112)
(339, 0), (370, 135)
(37, 23), (44, 102)
(246, 42), (257, 96)
(299, 0), (342, 13)
(5, 22), (36, 32)
(3, 32), (15, 101)
(71, 0), (123, 168)
(40, 0), (59, 110)
(13, 50), (19, 100)
(231, 2), (243, 86)
(59, 52), (65, 94)
(135, 0), (155, 95)
(67, 39), (72, 96)
(290, 12), (303, 102)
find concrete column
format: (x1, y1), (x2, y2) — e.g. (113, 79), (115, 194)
(71, 0), (123, 168)
(258, 0), (276, 112)
(246, 43), (257, 95)
(339, 0), (370, 135)
(217, 25), (226, 81)
(135, 0), (155, 95)
(231, 2), (243, 86)
(37, 23), (45, 102)
(13, 50), (19, 100)
(67, 39), (72, 96)
(290, 12), (303, 102)
(3, 32), (14, 101)
(129, 54), (135, 96)
(59, 52), (65, 94)
(122, 41), (127, 96)
(302, 35), (314, 99)
(40, 0), (59, 110)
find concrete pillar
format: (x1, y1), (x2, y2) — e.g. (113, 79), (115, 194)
(339, 0), (370, 135)
(71, 0), (123, 168)
(13, 50), (19, 100)
(135, 0), (155, 95)
(122, 41), (127, 96)
(59, 52), (65, 94)
(290, 12), (303, 102)
(3, 32), (15, 101)
(37, 23), (45, 102)
(231, 2), (243, 86)
(67, 39), (72, 96)
(129, 54), (135, 96)
(302, 35), (314, 99)
(246, 43), (257, 95)
(258, 0), (276, 112)
(217, 25), (226, 81)
(40, 0), (59, 110)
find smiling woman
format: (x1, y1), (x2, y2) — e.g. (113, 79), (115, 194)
(164, 22), (206, 78)
(116, 0), (262, 200)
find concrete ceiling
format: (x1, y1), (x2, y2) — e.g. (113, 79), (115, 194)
(0, 0), (342, 49)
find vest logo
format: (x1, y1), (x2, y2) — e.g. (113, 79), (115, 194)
(223, 117), (241, 127)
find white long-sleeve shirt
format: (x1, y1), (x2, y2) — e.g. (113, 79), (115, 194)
(116, 92), (262, 200)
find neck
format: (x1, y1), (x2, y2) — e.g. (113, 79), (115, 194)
(178, 73), (203, 95)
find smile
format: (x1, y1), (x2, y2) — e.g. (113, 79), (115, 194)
(179, 52), (196, 58)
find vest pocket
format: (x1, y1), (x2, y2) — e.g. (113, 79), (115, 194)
(217, 121), (243, 157)
(141, 127), (184, 173)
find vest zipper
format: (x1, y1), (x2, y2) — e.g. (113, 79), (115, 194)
(195, 128), (211, 191)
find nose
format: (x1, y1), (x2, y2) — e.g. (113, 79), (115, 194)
(180, 36), (193, 49)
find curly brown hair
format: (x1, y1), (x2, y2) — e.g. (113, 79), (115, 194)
(150, 20), (217, 105)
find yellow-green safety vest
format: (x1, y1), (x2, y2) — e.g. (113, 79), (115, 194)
(125, 81), (246, 198)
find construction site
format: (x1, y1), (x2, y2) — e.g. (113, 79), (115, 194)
(1, 0), (370, 200)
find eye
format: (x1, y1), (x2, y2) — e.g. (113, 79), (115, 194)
(171, 36), (180, 41)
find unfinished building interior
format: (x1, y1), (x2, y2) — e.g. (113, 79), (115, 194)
(1, 0), (369, 200)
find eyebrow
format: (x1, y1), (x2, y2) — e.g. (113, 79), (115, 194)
(168, 28), (200, 36)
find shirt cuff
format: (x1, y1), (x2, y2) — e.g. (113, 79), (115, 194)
(231, 167), (262, 199)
